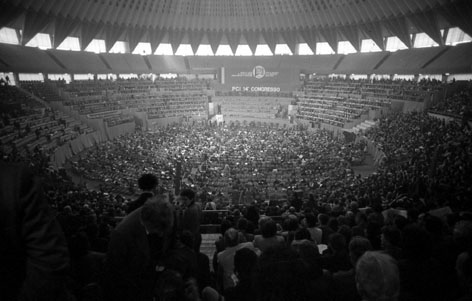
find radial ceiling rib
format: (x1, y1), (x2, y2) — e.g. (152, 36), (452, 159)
(88, 1), (107, 23)
(261, 29), (277, 55)
(53, 17), (79, 48)
(144, 0), (160, 30)
(438, 0), (472, 38)
(360, 22), (386, 51)
(169, 29), (185, 54)
(300, 28), (319, 54)
(0, 3), (24, 29)
(80, 22), (103, 51)
(189, 29), (205, 55)
(226, 31), (241, 55)
(127, 26), (147, 53)
(409, 10), (443, 45)
(281, 30), (297, 54)
(105, 24), (126, 52)
(340, 25), (361, 52)
(207, 30), (224, 55)
(21, 10), (52, 46)
(149, 28), (167, 54)
(319, 27), (339, 53)
(30, 0), (47, 12)
(41, 0), (61, 15)
(244, 30), (260, 55)
(76, 0), (94, 22)
(384, 17), (412, 48)
(2, 0), (471, 56)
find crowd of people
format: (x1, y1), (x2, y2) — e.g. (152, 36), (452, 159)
(364, 111), (472, 210)
(429, 85), (472, 118)
(2, 75), (472, 300)
(71, 123), (366, 204)
(3, 158), (472, 301)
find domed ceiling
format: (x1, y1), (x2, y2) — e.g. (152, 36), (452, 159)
(1, 0), (471, 54)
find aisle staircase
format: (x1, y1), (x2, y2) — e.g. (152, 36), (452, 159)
(201, 233), (219, 271)
(350, 119), (378, 134)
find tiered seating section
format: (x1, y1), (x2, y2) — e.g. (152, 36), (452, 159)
(0, 85), (93, 157)
(57, 78), (208, 121)
(429, 85), (472, 118)
(213, 95), (292, 119)
(297, 79), (442, 127)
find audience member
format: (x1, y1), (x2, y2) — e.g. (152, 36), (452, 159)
(0, 162), (71, 301)
(126, 173), (158, 214)
(254, 218), (285, 253)
(103, 196), (175, 301)
(356, 251), (400, 301)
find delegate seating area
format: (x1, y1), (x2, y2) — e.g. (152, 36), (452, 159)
(56, 78), (209, 120)
(212, 96), (292, 119)
(297, 78), (443, 127)
(429, 85), (472, 118)
(3, 81), (472, 301)
(0, 85), (93, 158)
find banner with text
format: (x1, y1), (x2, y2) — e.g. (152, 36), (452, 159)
(223, 65), (299, 93)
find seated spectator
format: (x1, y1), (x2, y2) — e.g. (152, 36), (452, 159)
(381, 225), (403, 260)
(319, 213), (335, 244)
(254, 218), (286, 253)
(68, 232), (105, 298)
(294, 241), (334, 301)
(356, 251), (400, 301)
(213, 218), (234, 273)
(224, 248), (259, 301)
(333, 236), (373, 301)
(256, 246), (312, 301)
(456, 251), (472, 301)
(281, 214), (300, 245)
(319, 232), (352, 273)
(352, 212), (368, 237)
(237, 217), (255, 242)
(303, 213), (323, 244)
(398, 225), (445, 301)
(164, 230), (198, 285)
(216, 228), (257, 292)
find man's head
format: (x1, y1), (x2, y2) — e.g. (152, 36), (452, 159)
(261, 218), (278, 238)
(138, 173), (158, 193)
(304, 213), (317, 228)
(318, 213), (330, 226)
(349, 236), (373, 267)
(180, 188), (196, 206)
(140, 198), (174, 236)
(224, 228), (241, 247)
(381, 226), (402, 250)
(328, 232), (347, 253)
(234, 248), (258, 279)
(356, 251), (399, 301)
(456, 251), (472, 291)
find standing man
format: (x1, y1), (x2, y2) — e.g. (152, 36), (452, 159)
(0, 162), (70, 301)
(126, 173), (158, 214)
(104, 196), (175, 301)
(179, 188), (202, 252)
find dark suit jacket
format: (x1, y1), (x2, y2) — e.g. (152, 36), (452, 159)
(0, 162), (69, 301)
(105, 207), (172, 301)
(126, 192), (154, 214)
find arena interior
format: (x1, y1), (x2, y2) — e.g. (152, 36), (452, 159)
(1, 0), (472, 300)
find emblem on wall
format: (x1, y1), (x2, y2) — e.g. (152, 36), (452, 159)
(253, 65), (266, 79)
